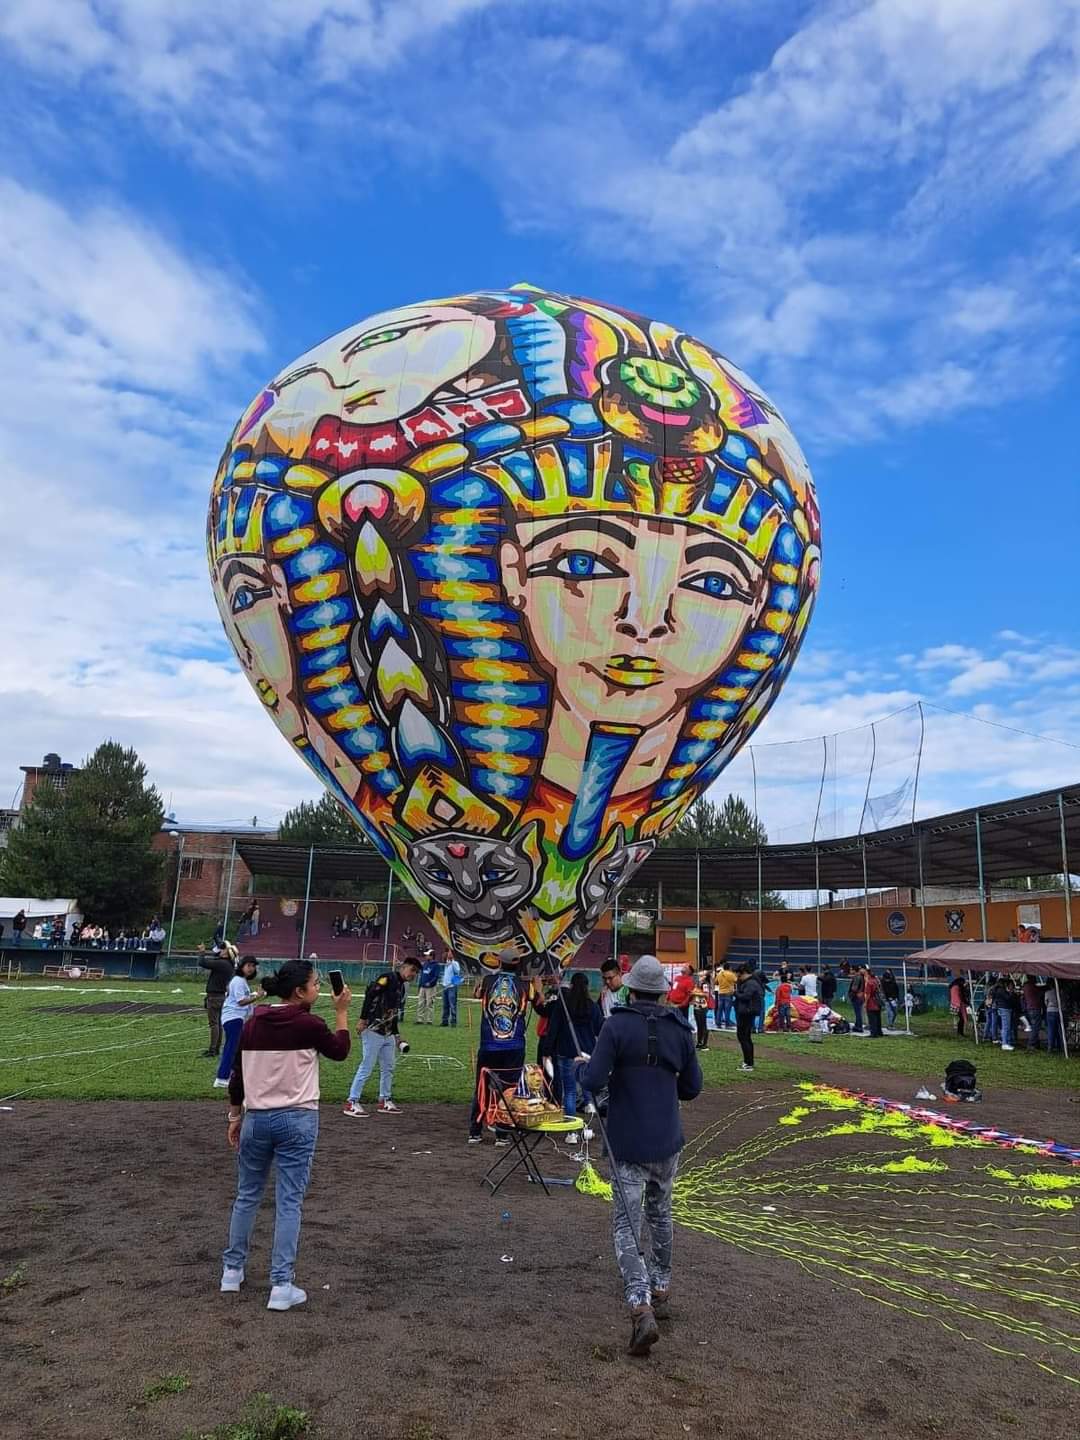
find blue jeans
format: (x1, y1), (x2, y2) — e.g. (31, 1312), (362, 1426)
(223, 1107), (319, 1285)
(851, 997), (864, 1032)
(715, 994), (734, 1027)
(776, 1003), (791, 1031)
(441, 987), (458, 1026)
(984, 1005), (998, 1042)
(1046, 1012), (1062, 1052)
(558, 1055), (591, 1117)
(999, 1008), (1014, 1047)
(216, 1019), (244, 1081)
(348, 1030), (397, 1102)
(885, 999), (898, 1028)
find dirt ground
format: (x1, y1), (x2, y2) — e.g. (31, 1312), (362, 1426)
(2, 1069), (1078, 1440)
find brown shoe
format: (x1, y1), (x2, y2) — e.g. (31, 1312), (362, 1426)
(629, 1305), (660, 1356)
(652, 1289), (670, 1319)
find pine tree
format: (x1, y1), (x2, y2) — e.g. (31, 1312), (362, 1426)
(1, 742), (165, 926)
(278, 793), (365, 847)
(630, 792), (786, 909)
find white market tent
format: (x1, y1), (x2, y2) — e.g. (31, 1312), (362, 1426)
(909, 942), (1079, 1059)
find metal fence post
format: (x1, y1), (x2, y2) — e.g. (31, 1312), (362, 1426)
(299, 845), (315, 959)
(1058, 791), (1073, 942)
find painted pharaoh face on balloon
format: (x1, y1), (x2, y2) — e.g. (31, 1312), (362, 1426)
(208, 285), (820, 972)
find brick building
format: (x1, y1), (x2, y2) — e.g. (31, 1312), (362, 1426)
(154, 822), (279, 919)
(20, 753), (80, 808)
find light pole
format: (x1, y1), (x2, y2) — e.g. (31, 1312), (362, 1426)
(166, 830), (185, 958)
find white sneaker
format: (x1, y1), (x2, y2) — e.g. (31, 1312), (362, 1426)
(739, 1063), (754, 1072)
(467, 1134), (483, 1145)
(342, 1100), (367, 1118)
(212, 1078), (229, 1089)
(220, 1267), (244, 1293)
(1001, 1043), (1015, 1051)
(267, 1283), (307, 1311)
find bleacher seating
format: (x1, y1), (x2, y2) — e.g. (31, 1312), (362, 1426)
(244, 897), (616, 969)
(723, 935), (933, 976)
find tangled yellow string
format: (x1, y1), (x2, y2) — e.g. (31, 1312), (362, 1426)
(577, 1082), (1080, 1385)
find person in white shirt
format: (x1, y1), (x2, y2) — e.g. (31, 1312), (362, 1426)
(214, 955), (260, 1088)
(800, 968), (819, 1001)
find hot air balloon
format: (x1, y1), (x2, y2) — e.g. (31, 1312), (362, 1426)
(208, 285), (820, 973)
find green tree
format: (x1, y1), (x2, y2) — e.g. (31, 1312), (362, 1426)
(662, 794), (767, 851)
(265, 792), (377, 899)
(1, 742), (165, 926)
(278, 792), (364, 847)
(620, 793), (785, 909)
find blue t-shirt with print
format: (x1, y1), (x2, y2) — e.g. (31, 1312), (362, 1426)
(479, 972), (528, 1051)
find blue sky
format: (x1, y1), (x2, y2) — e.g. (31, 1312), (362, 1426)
(2, 0), (1079, 835)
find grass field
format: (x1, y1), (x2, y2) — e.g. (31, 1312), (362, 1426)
(0, 979), (1074, 1104)
(0, 980), (810, 1104)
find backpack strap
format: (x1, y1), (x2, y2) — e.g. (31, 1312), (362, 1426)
(646, 1016), (659, 1067)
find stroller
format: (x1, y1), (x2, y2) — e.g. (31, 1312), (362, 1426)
(942, 1059), (981, 1103)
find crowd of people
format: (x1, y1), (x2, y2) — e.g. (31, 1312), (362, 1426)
(205, 941), (1074, 1351)
(951, 972), (1071, 1052)
(0, 910), (166, 950)
(209, 945), (702, 1352)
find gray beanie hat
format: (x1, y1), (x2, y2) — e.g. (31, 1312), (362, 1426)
(626, 954), (668, 995)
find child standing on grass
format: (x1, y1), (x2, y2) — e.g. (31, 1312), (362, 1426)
(214, 955), (260, 1088)
(775, 976), (793, 1031)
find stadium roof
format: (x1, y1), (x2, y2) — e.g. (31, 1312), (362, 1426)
(235, 781), (1080, 894)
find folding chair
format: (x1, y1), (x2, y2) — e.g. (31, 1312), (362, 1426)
(477, 1066), (584, 1196)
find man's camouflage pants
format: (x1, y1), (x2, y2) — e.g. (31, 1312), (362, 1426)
(611, 1152), (679, 1309)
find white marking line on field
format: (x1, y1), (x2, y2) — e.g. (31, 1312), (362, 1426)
(401, 1054), (467, 1069)
(0, 1003), (200, 1052)
(0, 1038), (205, 1104)
(0, 986), (171, 995)
(0, 1023), (196, 1065)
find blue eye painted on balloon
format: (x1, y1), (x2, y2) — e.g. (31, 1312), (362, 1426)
(427, 866), (452, 884)
(481, 867), (512, 884)
(231, 584), (273, 615)
(527, 550), (627, 582)
(681, 572), (751, 602)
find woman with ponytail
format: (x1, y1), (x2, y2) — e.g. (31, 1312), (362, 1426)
(221, 960), (351, 1311)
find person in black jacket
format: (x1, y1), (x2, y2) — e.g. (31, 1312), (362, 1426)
(820, 967), (837, 1006)
(343, 958), (420, 1115)
(880, 969), (900, 1028)
(734, 965), (764, 1071)
(545, 972), (602, 1119)
(577, 955), (702, 1358)
(199, 944), (237, 1057)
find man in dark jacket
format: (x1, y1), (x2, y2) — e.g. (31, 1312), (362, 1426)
(199, 945), (236, 1057)
(734, 965), (764, 1071)
(343, 957), (420, 1115)
(578, 955), (702, 1358)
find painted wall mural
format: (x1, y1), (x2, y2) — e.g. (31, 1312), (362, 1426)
(208, 284), (821, 972)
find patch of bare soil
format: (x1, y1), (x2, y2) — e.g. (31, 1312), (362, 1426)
(1, 1083), (1076, 1440)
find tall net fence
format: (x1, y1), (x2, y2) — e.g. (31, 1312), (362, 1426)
(717, 701), (1079, 849)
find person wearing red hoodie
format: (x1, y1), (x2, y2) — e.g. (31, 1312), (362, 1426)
(667, 965), (695, 1031)
(221, 960), (351, 1312)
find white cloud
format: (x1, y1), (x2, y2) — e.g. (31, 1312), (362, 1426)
(912, 644), (982, 669)
(945, 658), (1012, 696)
